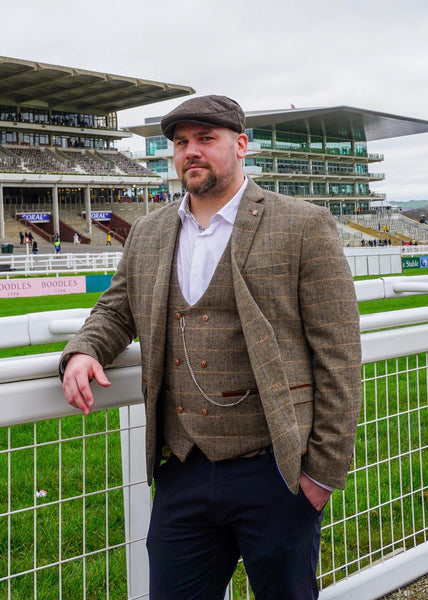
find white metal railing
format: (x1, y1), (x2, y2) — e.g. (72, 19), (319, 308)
(0, 252), (123, 276)
(1, 276), (428, 599)
(1, 247), (428, 280)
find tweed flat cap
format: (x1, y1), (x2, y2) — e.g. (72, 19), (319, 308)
(161, 95), (246, 140)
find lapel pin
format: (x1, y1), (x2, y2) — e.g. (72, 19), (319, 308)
(250, 209), (258, 216)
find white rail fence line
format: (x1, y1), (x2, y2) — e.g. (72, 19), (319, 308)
(0, 252), (123, 276)
(1, 246), (428, 278)
(0, 276), (427, 599)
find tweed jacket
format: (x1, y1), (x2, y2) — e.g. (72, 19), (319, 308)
(60, 179), (362, 494)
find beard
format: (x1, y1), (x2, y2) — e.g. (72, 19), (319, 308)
(180, 166), (217, 196)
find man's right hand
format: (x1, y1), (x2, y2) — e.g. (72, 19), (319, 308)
(62, 353), (111, 416)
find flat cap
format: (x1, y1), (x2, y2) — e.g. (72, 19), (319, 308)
(161, 95), (246, 140)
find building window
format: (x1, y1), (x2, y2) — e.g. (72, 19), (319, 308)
(20, 132), (35, 145)
(1, 130), (18, 144)
(357, 183), (370, 195)
(355, 142), (368, 156)
(327, 162), (354, 174)
(250, 129), (273, 149)
(257, 180), (275, 191)
(0, 105), (17, 121)
(311, 161), (325, 174)
(34, 133), (49, 146)
(19, 108), (35, 122)
(146, 136), (168, 156)
(313, 182), (327, 195)
(330, 183), (355, 195)
(245, 157), (274, 172)
(277, 159), (309, 173)
(326, 138), (352, 155)
(309, 135), (323, 152)
(80, 114), (95, 127)
(147, 159), (168, 175)
(276, 131), (308, 151)
(279, 182), (310, 196)
(34, 109), (49, 124)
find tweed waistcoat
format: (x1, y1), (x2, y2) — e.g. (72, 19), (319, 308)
(162, 236), (271, 462)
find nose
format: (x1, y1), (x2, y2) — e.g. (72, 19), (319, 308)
(185, 139), (202, 158)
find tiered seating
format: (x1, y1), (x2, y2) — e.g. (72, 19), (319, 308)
(9, 147), (70, 173)
(0, 154), (24, 172)
(99, 151), (152, 175)
(0, 145), (155, 177)
(64, 150), (116, 175)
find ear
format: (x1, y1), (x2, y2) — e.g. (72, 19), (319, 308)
(236, 133), (248, 159)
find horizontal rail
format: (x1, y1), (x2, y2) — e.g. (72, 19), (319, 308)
(360, 306), (428, 331)
(354, 275), (428, 301)
(319, 543), (428, 600)
(0, 308), (90, 348)
(0, 251), (123, 276)
(0, 358), (142, 427)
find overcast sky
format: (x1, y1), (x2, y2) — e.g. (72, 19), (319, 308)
(1, 0), (428, 202)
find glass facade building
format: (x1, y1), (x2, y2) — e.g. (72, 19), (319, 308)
(135, 109), (389, 216)
(127, 104), (428, 218)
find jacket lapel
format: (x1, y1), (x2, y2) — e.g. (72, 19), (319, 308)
(231, 179), (265, 271)
(231, 180), (302, 493)
(147, 209), (181, 400)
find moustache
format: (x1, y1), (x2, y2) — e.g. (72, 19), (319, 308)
(183, 160), (209, 172)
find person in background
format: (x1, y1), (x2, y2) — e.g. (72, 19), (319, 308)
(59, 95), (361, 600)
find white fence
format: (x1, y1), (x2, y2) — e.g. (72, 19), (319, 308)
(1, 276), (428, 599)
(1, 246), (428, 279)
(0, 251), (123, 276)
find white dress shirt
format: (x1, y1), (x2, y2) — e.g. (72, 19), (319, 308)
(177, 177), (248, 306)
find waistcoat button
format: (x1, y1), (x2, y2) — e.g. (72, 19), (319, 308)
(177, 406), (184, 414)
(202, 314), (209, 322)
(174, 358), (181, 366)
(201, 408), (208, 416)
(200, 360), (208, 368)
(174, 312), (181, 320)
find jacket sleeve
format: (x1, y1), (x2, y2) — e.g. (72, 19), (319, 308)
(58, 227), (138, 376)
(298, 207), (362, 489)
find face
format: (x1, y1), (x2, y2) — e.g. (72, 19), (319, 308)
(173, 122), (248, 197)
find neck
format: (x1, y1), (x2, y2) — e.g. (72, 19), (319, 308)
(188, 176), (244, 229)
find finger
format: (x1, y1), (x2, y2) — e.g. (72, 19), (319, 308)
(91, 362), (111, 388)
(63, 372), (95, 415)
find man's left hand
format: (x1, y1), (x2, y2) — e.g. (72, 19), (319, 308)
(299, 471), (332, 511)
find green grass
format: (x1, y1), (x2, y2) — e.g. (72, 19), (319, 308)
(1, 275), (428, 598)
(0, 291), (127, 598)
(0, 412), (128, 599)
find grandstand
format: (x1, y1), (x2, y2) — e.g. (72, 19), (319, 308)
(0, 55), (194, 246)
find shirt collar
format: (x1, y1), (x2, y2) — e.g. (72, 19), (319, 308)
(178, 176), (248, 226)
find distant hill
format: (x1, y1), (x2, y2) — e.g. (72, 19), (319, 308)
(394, 200), (428, 222)
(391, 200), (428, 210)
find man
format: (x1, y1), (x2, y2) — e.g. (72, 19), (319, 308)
(60, 95), (361, 599)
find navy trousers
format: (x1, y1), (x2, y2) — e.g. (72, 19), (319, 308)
(147, 449), (323, 600)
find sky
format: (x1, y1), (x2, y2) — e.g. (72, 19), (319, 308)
(1, 0), (428, 203)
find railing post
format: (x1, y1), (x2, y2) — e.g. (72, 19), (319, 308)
(119, 404), (151, 599)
